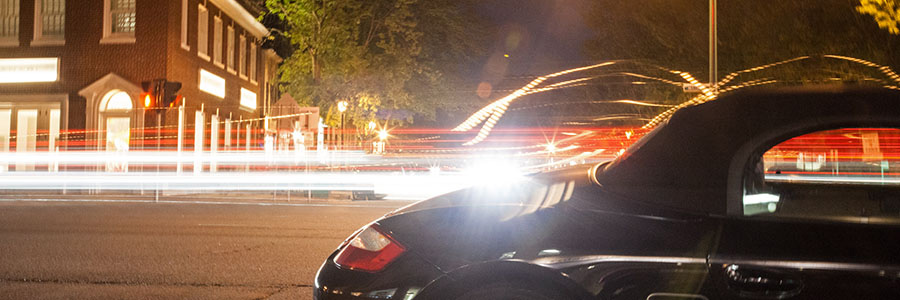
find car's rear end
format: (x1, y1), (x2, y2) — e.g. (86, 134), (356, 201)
(314, 220), (445, 300)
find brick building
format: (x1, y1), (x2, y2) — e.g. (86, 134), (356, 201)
(0, 0), (281, 152)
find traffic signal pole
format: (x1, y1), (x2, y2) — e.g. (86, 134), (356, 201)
(710, 0), (717, 93)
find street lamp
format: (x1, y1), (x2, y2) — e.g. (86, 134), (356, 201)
(337, 100), (348, 150)
(374, 128), (389, 154)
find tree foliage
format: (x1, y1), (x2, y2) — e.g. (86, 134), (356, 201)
(264, 0), (487, 129)
(857, 0), (900, 34)
(582, 0), (900, 88)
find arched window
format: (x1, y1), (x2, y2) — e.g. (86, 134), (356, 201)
(101, 90), (133, 111)
(98, 90), (132, 159)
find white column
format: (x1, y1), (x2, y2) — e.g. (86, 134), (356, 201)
(194, 111), (204, 174)
(317, 119), (324, 151)
(245, 123), (251, 152)
(176, 105), (184, 174)
(16, 110), (38, 171)
(0, 109), (10, 171)
(210, 114), (219, 172)
(245, 122), (251, 171)
(49, 109), (60, 172)
(236, 118), (242, 151)
(224, 118), (231, 151)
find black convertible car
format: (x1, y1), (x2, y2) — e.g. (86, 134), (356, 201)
(314, 86), (900, 299)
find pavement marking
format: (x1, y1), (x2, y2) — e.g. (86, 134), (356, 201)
(197, 224), (250, 227)
(0, 198), (407, 208)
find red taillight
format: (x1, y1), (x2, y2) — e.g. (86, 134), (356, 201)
(334, 225), (406, 273)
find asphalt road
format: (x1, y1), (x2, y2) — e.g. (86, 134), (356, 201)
(0, 200), (406, 300)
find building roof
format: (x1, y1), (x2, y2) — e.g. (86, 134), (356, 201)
(210, 0), (268, 39)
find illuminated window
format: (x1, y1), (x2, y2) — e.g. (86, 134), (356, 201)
(0, 0), (18, 46)
(240, 88), (256, 110)
(0, 109), (10, 153)
(16, 109), (36, 153)
(742, 127), (900, 224)
(199, 69), (225, 98)
(213, 16), (222, 67)
(33, 0), (64, 44)
(197, 4), (208, 59)
(0, 58), (58, 83)
(249, 41), (257, 84)
(110, 0), (134, 33)
(104, 91), (133, 110)
(102, 0), (135, 43)
(226, 25), (234, 73)
(239, 34), (246, 79)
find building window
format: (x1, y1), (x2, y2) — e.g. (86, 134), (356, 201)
(199, 69), (225, 98)
(239, 34), (247, 79)
(240, 88), (256, 111)
(249, 41), (257, 84)
(0, 0), (18, 46)
(197, 4), (208, 59)
(0, 57), (59, 83)
(213, 16), (223, 67)
(33, 0), (63, 45)
(180, 0), (188, 50)
(102, 0), (136, 44)
(226, 25), (234, 73)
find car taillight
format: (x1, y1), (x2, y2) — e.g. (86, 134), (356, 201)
(334, 224), (406, 273)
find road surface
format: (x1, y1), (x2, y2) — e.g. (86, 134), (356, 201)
(0, 199), (406, 299)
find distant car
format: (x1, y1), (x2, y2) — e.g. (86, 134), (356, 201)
(314, 86), (900, 300)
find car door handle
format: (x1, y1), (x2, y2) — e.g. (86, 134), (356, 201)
(725, 264), (803, 299)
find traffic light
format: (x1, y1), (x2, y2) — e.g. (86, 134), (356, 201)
(141, 79), (182, 109)
(141, 80), (161, 109)
(142, 93), (154, 108)
(161, 81), (182, 107)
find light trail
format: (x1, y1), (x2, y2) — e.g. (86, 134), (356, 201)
(453, 62), (617, 146)
(510, 100), (675, 112)
(451, 54), (900, 147)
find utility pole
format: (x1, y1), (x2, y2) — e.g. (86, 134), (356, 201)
(710, 0), (717, 93)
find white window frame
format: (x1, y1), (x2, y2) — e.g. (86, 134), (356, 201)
(249, 41), (257, 84)
(197, 4), (209, 60)
(213, 15), (223, 68)
(180, 0), (188, 50)
(32, 0), (64, 46)
(0, 0), (19, 47)
(101, 0), (136, 44)
(226, 25), (235, 74)
(239, 34), (247, 79)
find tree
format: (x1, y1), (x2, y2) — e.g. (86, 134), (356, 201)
(857, 0), (900, 34)
(582, 0), (900, 86)
(264, 0), (488, 130)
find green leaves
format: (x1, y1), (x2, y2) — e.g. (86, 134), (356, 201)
(264, 0), (486, 129)
(857, 0), (900, 34)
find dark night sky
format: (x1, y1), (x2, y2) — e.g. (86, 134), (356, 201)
(467, 0), (595, 103)
(477, 0), (594, 75)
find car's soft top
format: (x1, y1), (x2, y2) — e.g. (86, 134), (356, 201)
(595, 86), (900, 215)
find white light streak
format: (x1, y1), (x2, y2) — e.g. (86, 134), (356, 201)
(454, 62), (616, 145)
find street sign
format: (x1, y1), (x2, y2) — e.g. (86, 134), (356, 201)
(682, 83), (712, 93)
